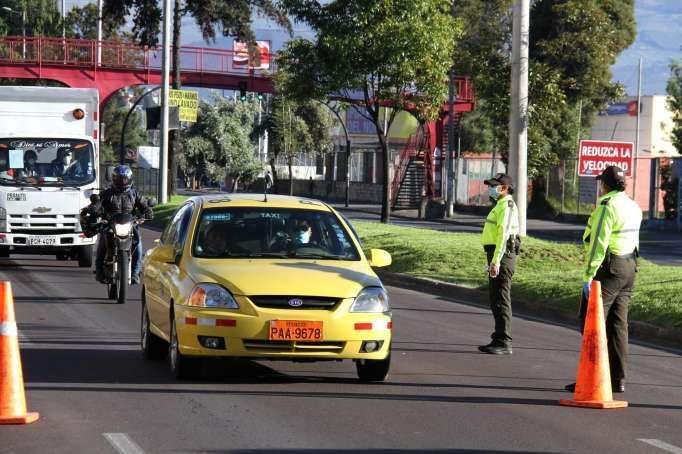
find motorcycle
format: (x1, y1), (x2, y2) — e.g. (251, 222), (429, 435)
(81, 194), (155, 305)
(102, 212), (141, 304)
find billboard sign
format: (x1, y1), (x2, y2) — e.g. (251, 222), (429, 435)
(578, 140), (634, 177)
(232, 41), (270, 70)
(169, 89), (199, 122)
(598, 100), (638, 116)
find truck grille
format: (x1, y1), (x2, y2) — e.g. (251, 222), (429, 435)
(8, 214), (79, 232)
(249, 296), (340, 310)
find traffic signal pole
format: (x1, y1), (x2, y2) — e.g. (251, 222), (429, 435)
(509, 0), (529, 236)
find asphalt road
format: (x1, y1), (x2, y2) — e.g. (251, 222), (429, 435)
(2, 231), (682, 453)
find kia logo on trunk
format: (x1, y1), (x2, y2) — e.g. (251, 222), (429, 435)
(288, 298), (304, 308)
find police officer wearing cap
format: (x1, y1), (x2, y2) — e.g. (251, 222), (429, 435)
(566, 165), (642, 393)
(479, 173), (520, 355)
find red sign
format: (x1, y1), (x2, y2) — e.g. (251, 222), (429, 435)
(578, 140), (634, 177)
(627, 100), (638, 116)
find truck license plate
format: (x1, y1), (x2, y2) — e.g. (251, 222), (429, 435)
(7, 193), (26, 201)
(27, 236), (57, 246)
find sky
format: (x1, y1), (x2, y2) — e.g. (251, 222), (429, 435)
(63, 0), (681, 97)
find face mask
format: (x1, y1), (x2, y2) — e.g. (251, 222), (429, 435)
(295, 229), (311, 244)
(488, 186), (500, 199)
(63, 155), (72, 166)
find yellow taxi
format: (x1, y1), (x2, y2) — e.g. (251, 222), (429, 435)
(141, 194), (393, 381)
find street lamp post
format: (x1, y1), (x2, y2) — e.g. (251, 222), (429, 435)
(119, 87), (162, 164)
(1, 6), (26, 59)
(318, 101), (352, 207)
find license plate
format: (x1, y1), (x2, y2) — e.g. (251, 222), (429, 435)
(7, 193), (26, 201)
(27, 236), (57, 246)
(269, 320), (324, 341)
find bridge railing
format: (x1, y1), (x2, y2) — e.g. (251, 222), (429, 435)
(0, 36), (276, 76)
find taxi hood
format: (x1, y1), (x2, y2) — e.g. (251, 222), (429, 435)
(187, 259), (382, 298)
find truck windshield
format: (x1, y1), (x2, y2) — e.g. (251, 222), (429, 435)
(0, 138), (95, 187)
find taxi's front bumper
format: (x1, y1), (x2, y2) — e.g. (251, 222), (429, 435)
(174, 300), (392, 361)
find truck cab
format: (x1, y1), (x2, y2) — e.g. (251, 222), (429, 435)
(0, 87), (100, 266)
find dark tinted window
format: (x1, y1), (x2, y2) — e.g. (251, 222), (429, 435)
(193, 207), (360, 261)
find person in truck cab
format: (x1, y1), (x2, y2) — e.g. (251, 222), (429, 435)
(51, 148), (83, 178)
(93, 165), (153, 285)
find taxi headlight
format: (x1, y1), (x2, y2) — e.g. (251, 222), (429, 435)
(113, 222), (133, 238)
(350, 287), (389, 313)
(188, 283), (239, 309)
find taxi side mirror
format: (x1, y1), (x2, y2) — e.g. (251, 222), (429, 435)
(149, 244), (177, 264)
(368, 249), (392, 268)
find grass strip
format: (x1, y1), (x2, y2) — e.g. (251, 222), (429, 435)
(354, 220), (682, 329)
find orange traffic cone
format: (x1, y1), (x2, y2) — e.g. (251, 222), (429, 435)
(560, 280), (627, 409)
(0, 281), (39, 424)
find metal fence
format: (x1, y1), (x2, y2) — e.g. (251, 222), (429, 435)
(99, 164), (159, 197)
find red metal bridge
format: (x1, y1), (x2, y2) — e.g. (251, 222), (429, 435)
(0, 36), (475, 207)
(0, 36), (275, 110)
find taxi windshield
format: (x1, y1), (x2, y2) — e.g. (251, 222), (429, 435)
(193, 207), (361, 261)
(0, 138), (96, 187)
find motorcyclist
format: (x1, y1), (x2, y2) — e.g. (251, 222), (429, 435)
(94, 165), (153, 285)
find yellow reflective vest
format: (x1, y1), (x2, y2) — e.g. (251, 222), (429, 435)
(482, 194), (520, 266)
(582, 190), (642, 283)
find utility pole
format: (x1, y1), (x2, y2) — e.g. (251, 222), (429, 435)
(509, 0), (529, 236)
(633, 56), (642, 203)
(158, 0), (172, 204)
(446, 0), (456, 217)
(97, 0), (103, 65)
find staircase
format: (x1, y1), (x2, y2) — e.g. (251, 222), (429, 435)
(393, 157), (425, 210)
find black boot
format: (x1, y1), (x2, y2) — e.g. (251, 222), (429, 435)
(478, 342), (512, 355)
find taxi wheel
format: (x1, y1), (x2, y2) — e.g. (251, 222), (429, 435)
(169, 319), (200, 380)
(141, 297), (167, 360)
(356, 354), (390, 382)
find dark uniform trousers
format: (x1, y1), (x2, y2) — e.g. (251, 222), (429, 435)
(579, 254), (637, 381)
(485, 246), (516, 346)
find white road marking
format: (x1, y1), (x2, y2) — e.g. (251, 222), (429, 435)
(638, 439), (682, 454)
(103, 433), (146, 454)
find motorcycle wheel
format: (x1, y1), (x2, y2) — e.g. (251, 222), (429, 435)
(116, 250), (129, 304)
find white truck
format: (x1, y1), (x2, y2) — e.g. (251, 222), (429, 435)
(0, 86), (100, 267)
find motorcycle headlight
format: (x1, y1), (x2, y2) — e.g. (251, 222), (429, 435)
(349, 287), (390, 313)
(188, 284), (239, 309)
(113, 222), (133, 237)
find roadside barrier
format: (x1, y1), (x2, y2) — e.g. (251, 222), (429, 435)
(0, 281), (39, 424)
(560, 280), (628, 409)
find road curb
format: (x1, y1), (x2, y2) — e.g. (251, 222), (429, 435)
(377, 270), (682, 352)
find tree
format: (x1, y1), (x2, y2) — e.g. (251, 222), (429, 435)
(181, 95), (262, 190)
(100, 90), (148, 164)
(0, 0), (63, 38)
(280, 0), (457, 222)
(103, 0), (292, 197)
(64, 3), (126, 40)
(667, 58), (682, 154)
(261, 92), (334, 195)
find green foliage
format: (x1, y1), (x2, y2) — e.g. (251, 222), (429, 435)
(0, 0), (63, 38)
(181, 95), (262, 187)
(100, 90), (147, 164)
(456, 0), (634, 177)
(280, 0), (459, 221)
(64, 3), (127, 40)
(103, 0), (291, 47)
(667, 58), (682, 154)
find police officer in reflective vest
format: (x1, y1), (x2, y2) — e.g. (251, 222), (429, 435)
(566, 165), (642, 393)
(479, 173), (520, 355)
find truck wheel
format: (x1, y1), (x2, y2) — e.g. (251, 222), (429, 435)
(356, 354), (391, 382)
(78, 245), (93, 268)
